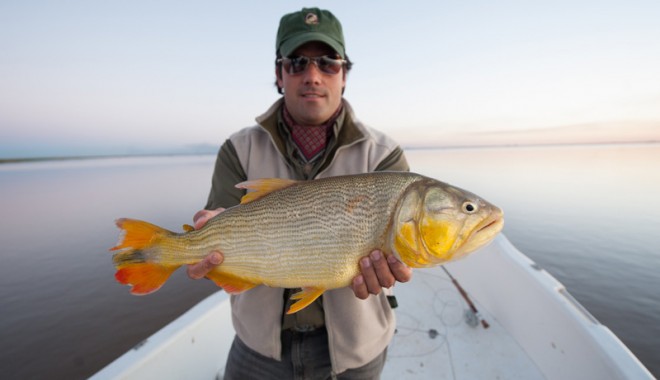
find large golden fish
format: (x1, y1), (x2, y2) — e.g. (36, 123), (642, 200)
(111, 172), (503, 313)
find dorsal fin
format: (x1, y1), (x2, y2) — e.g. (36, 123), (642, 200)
(236, 178), (300, 204)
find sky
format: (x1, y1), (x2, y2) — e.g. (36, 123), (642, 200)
(1, 0), (660, 158)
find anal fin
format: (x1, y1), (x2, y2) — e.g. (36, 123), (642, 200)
(287, 287), (325, 314)
(206, 270), (259, 294)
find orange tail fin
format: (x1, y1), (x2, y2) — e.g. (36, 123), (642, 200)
(110, 218), (168, 252)
(111, 218), (179, 295)
(115, 263), (177, 295)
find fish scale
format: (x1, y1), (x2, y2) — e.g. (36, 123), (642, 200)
(111, 171), (503, 313)
(202, 173), (419, 287)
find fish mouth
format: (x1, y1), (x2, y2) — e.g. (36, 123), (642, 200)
(452, 213), (504, 258)
(473, 210), (504, 238)
(477, 218), (502, 233)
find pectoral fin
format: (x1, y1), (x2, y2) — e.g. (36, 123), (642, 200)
(287, 287), (325, 314)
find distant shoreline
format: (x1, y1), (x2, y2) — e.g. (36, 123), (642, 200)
(403, 139), (660, 151)
(1, 140), (657, 164)
(0, 152), (214, 165)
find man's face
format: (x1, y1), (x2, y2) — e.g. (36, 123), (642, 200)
(277, 42), (346, 126)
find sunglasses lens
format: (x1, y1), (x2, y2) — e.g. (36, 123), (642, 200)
(318, 57), (343, 74)
(289, 56), (309, 74)
(282, 56), (344, 75)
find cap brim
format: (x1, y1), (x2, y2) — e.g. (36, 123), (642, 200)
(279, 32), (345, 58)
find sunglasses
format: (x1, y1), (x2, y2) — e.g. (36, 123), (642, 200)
(277, 55), (347, 75)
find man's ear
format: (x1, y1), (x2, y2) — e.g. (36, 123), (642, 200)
(341, 70), (347, 94)
(275, 66), (283, 88)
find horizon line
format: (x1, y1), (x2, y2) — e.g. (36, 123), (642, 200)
(2, 140), (658, 165)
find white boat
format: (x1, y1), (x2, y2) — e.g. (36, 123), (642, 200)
(91, 235), (653, 379)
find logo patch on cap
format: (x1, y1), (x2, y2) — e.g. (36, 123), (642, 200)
(305, 13), (319, 25)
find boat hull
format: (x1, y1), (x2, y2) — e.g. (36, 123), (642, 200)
(91, 235), (653, 380)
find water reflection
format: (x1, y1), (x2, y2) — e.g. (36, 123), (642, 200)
(0, 155), (221, 379)
(407, 144), (660, 376)
(0, 146), (658, 378)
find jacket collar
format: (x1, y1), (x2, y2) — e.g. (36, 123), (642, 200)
(255, 98), (367, 154)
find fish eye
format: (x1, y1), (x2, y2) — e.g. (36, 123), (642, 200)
(462, 201), (478, 214)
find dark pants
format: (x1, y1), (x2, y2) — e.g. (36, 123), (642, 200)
(222, 328), (387, 380)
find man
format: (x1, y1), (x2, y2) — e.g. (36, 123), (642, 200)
(188, 8), (411, 379)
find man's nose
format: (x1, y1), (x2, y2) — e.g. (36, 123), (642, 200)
(302, 61), (323, 84)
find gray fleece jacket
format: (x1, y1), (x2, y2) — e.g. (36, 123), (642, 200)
(205, 98), (408, 374)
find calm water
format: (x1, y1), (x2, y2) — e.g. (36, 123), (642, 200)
(1, 145), (659, 378)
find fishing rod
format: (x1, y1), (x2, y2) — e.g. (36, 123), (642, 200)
(441, 266), (490, 329)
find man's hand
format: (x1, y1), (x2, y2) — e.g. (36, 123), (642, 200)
(350, 250), (412, 300)
(186, 208), (225, 280)
(191, 208), (225, 230)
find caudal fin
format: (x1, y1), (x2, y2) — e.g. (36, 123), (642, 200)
(114, 263), (177, 295)
(111, 218), (179, 295)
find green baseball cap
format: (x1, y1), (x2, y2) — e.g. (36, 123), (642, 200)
(276, 8), (346, 58)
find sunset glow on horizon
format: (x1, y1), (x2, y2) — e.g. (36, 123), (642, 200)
(1, 1), (659, 158)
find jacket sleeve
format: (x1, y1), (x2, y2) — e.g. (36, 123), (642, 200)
(205, 140), (247, 210)
(374, 146), (409, 172)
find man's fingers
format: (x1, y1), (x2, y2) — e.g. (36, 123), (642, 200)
(351, 250), (413, 300)
(193, 208), (225, 230)
(370, 250), (396, 288)
(359, 256), (382, 296)
(187, 251), (223, 280)
(387, 254), (412, 283)
(352, 275), (369, 300)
